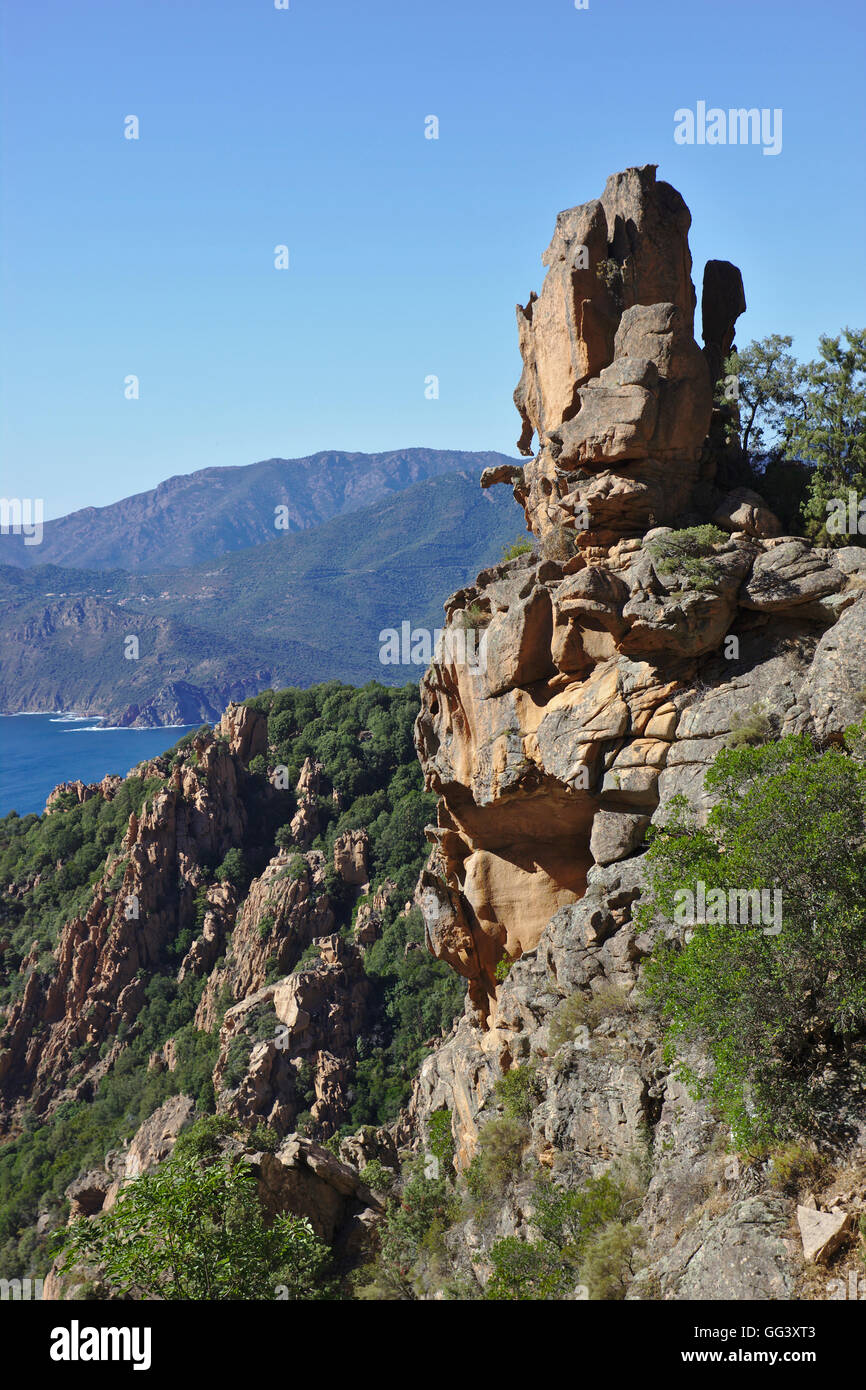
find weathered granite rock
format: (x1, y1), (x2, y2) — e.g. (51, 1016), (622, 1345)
(796, 1205), (852, 1264)
(712, 487), (781, 538)
(701, 258), (746, 388)
(217, 701), (268, 765)
(643, 1197), (796, 1300)
(213, 936), (373, 1138)
(509, 167), (713, 544)
(404, 168), (866, 1301)
(333, 829), (369, 887)
(801, 595), (866, 740)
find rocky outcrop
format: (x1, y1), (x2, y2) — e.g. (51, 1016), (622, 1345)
(212, 935), (374, 1138)
(45, 774), (123, 815)
(0, 728), (265, 1136)
(195, 850), (335, 1029)
(333, 829), (369, 887)
(416, 169), (864, 1019)
(406, 167), (866, 1299)
(217, 701), (268, 764)
(503, 166), (723, 547)
(290, 757), (325, 847)
(42, 1097), (381, 1297)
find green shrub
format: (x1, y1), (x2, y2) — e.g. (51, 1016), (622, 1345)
(257, 913), (275, 941)
(221, 1034), (253, 1091)
(501, 538), (533, 562)
(427, 1108), (456, 1179)
(767, 1142), (827, 1195)
(287, 854), (308, 882)
(455, 602), (490, 631)
(57, 1151), (332, 1300)
(494, 1065), (541, 1122)
(215, 848), (249, 891)
(727, 702), (777, 748)
(359, 1160), (396, 1195)
(641, 718), (866, 1143)
(549, 984), (634, 1052)
(580, 1220), (645, 1300)
(484, 1236), (574, 1300)
(353, 1160), (459, 1301)
(646, 525), (728, 592)
(466, 1116), (529, 1203)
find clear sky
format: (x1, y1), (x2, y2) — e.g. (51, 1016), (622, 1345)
(2, 0), (864, 519)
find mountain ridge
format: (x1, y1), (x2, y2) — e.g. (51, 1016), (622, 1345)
(1, 448), (522, 573)
(0, 470), (522, 725)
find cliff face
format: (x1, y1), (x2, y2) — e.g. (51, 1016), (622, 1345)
(0, 706), (265, 1137)
(409, 166), (866, 1297)
(5, 168), (865, 1304)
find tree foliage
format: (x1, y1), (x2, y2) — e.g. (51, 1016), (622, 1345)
(641, 719), (866, 1143)
(58, 1150), (332, 1300)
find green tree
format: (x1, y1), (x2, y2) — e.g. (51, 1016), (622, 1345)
(484, 1236), (574, 1300)
(641, 720), (866, 1143)
(215, 847), (248, 890)
(57, 1152), (333, 1300)
(795, 328), (866, 545)
(724, 334), (806, 461)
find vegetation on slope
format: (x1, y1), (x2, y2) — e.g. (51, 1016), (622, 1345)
(640, 715), (866, 1146)
(0, 680), (463, 1283)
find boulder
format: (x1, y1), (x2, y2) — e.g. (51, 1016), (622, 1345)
(796, 1205), (852, 1264)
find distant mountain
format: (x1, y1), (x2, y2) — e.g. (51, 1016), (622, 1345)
(0, 448), (522, 572)
(0, 471), (525, 725)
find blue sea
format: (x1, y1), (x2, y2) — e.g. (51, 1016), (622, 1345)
(0, 714), (198, 818)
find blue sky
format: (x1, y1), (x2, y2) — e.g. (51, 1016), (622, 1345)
(2, 0), (864, 519)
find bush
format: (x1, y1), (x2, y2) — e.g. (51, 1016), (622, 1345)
(466, 1116), (529, 1203)
(549, 984), (634, 1052)
(455, 602), (490, 631)
(214, 848), (249, 891)
(427, 1108), (456, 1179)
(358, 1160), (396, 1195)
(484, 1236), (574, 1300)
(646, 525), (728, 592)
(494, 1065), (541, 1122)
(641, 719), (866, 1144)
(57, 1151), (333, 1300)
(286, 854), (307, 882)
(580, 1221), (645, 1300)
(501, 538), (533, 562)
(727, 702), (777, 749)
(767, 1142), (827, 1195)
(275, 824), (295, 850)
(354, 1160), (459, 1300)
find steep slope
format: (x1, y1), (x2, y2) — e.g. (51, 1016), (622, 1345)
(0, 448), (521, 572)
(5, 168), (866, 1307)
(0, 471), (520, 724)
(0, 683), (461, 1286)
(396, 166), (866, 1300)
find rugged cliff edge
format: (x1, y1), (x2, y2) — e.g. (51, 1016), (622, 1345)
(4, 167), (865, 1303)
(406, 166), (866, 1298)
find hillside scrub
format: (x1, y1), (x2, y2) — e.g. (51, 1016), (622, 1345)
(640, 717), (866, 1145)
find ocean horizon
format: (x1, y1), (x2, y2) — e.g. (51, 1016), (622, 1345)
(0, 713), (197, 817)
